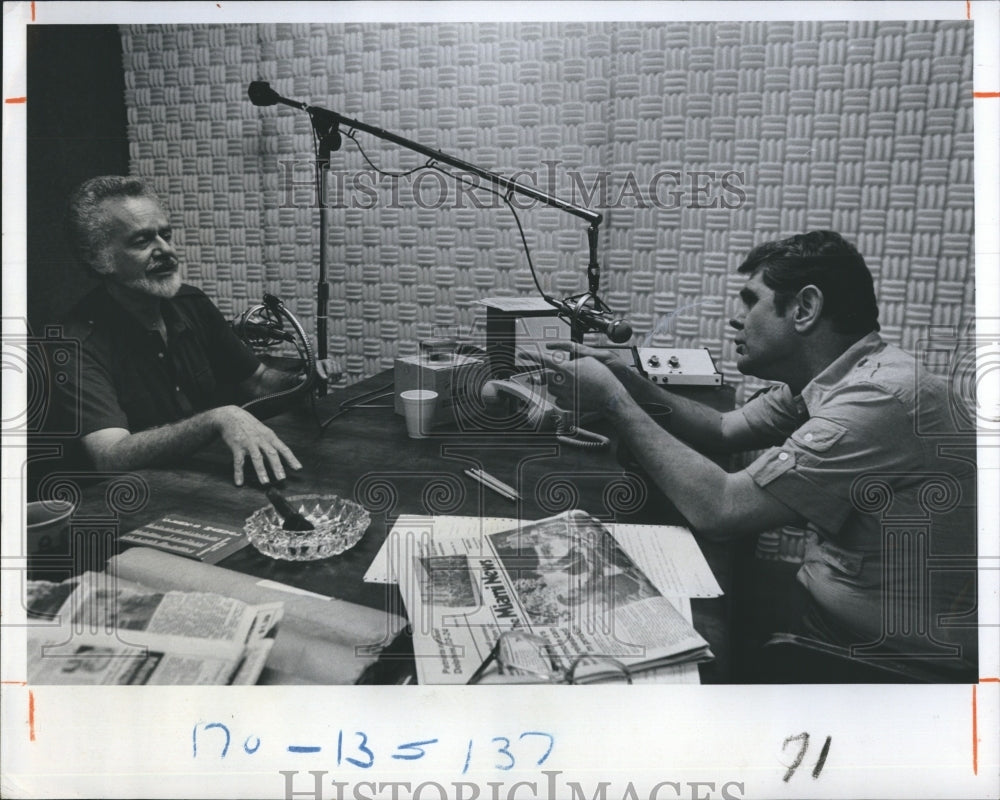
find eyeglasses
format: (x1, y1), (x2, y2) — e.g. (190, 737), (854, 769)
(467, 629), (633, 685)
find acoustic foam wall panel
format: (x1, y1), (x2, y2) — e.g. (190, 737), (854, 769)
(121, 21), (974, 400)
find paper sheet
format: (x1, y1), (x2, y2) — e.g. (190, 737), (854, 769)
(364, 515), (722, 598)
(632, 596), (701, 684)
(611, 523), (723, 597)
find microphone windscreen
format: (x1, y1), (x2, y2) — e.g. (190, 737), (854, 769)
(248, 81), (279, 106)
(608, 319), (633, 344)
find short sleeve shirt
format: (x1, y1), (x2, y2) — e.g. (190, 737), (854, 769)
(739, 333), (977, 659)
(57, 283), (260, 436)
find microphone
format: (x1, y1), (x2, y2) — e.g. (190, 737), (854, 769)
(551, 297), (633, 344)
(262, 292), (285, 316)
(247, 81), (307, 112)
(249, 82), (341, 156)
(248, 81), (280, 106)
(235, 321), (295, 344)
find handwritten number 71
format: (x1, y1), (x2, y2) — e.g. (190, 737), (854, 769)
(782, 733), (832, 782)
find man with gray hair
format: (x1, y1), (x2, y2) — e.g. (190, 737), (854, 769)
(57, 175), (301, 486)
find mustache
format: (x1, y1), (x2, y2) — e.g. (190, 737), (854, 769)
(147, 256), (179, 273)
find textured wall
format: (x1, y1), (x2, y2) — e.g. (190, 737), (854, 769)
(120, 21), (974, 400)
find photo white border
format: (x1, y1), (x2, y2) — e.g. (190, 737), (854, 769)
(2, 2), (998, 798)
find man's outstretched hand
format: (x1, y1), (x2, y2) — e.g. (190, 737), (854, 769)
(543, 340), (627, 370)
(210, 405), (302, 486)
(529, 346), (625, 418)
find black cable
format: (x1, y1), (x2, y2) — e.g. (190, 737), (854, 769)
(317, 381), (395, 429)
(324, 128), (556, 306)
(427, 163), (555, 305)
(501, 191), (554, 304)
(321, 124), (553, 304)
(310, 124), (324, 209)
(303, 128), (571, 434)
(343, 128), (428, 179)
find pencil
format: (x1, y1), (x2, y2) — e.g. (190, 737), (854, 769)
(471, 468), (521, 499)
(463, 469), (517, 501)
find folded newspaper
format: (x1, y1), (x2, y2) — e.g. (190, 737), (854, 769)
(25, 572), (282, 685)
(398, 510), (713, 684)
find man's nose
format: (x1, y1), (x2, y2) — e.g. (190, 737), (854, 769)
(155, 236), (176, 255)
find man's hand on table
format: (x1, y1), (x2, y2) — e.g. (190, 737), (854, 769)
(210, 405), (303, 486)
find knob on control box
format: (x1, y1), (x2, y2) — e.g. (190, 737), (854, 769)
(634, 347), (722, 386)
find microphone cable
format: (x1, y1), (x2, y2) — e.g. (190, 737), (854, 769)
(316, 381), (395, 430)
(317, 128), (555, 309)
(424, 161), (554, 305)
(341, 128), (429, 179)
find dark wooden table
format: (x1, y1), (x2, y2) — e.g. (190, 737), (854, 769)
(55, 372), (738, 683)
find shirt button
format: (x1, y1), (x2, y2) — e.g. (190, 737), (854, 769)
(175, 386), (181, 392)
(158, 352), (165, 359)
(778, 452), (789, 461)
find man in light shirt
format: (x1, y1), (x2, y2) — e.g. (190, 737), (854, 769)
(541, 231), (977, 681)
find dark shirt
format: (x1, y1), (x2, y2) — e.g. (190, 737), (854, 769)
(57, 283), (260, 437)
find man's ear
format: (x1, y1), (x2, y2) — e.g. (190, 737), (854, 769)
(87, 250), (113, 276)
(793, 285), (824, 333)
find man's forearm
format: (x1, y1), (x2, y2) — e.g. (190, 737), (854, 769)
(609, 363), (730, 451)
(238, 365), (303, 402)
(88, 408), (222, 471)
(255, 366), (302, 394)
(609, 395), (729, 533)
(87, 404), (302, 486)
(606, 392), (796, 541)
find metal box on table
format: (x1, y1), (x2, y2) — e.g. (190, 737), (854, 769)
(393, 353), (485, 427)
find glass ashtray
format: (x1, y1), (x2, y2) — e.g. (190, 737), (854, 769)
(244, 494), (371, 561)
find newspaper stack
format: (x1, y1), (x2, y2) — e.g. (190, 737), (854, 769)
(397, 510), (713, 684)
(25, 572), (282, 685)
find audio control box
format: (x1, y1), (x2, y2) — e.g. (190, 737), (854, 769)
(394, 352), (485, 427)
(634, 347), (722, 386)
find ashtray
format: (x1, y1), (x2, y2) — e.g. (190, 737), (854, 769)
(244, 494), (371, 561)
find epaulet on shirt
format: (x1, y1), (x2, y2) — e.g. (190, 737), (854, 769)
(746, 384), (783, 403)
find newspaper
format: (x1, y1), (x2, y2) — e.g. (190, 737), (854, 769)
(26, 573), (282, 685)
(397, 510), (712, 684)
(108, 547), (408, 685)
(365, 515), (723, 597)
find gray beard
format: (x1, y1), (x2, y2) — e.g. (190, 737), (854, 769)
(120, 271), (183, 299)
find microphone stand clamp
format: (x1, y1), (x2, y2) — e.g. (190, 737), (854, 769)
(558, 291), (615, 344)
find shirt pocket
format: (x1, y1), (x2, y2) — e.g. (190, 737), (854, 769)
(804, 537), (880, 590)
(790, 418), (848, 452)
(813, 540), (865, 576)
(189, 363), (215, 396)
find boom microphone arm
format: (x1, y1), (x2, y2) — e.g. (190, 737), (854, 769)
(248, 81), (631, 344)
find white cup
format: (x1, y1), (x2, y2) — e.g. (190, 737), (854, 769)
(400, 389), (438, 438)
